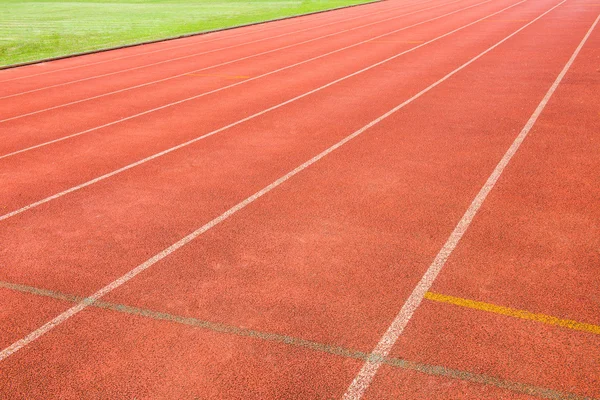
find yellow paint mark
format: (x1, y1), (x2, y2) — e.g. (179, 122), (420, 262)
(487, 19), (529, 22)
(370, 40), (424, 44)
(187, 73), (249, 80)
(424, 291), (600, 335)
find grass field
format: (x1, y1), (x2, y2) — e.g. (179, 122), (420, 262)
(0, 0), (375, 67)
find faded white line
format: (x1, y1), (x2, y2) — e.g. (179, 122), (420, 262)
(342, 6), (599, 400)
(0, 0), (433, 92)
(0, 0), (524, 223)
(0, 0), (532, 363)
(0, 0), (466, 121)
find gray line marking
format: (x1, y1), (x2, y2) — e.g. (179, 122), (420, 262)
(342, 7), (600, 400)
(0, 280), (593, 400)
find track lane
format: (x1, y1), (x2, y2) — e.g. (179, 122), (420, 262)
(363, 364), (571, 399)
(0, 289), (72, 350)
(365, 366), (544, 399)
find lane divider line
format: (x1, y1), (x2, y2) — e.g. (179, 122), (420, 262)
(0, 0), (422, 83)
(370, 40), (426, 43)
(0, 0), (545, 364)
(0, 0), (521, 222)
(0, 0), (443, 98)
(0, 280), (592, 400)
(425, 291), (600, 335)
(185, 73), (250, 79)
(0, 0), (468, 120)
(343, 8), (600, 400)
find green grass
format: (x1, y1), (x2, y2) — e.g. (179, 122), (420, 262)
(0, 0), (375, 67)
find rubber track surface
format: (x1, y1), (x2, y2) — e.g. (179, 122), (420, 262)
(0, 0), (598, 398)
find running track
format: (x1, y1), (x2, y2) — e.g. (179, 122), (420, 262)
(0, 0), (599, 397)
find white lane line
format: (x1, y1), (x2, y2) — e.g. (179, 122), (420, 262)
(0, 0), (433, 94)
(342, 7), (599, 400)
(0, 0), (465, 121)
(0, 0), (524, 223)
(0, 0), (501, 160)
(0, 1), (537, 363)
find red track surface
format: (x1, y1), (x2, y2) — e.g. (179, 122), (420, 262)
(0, 0), (598, 398)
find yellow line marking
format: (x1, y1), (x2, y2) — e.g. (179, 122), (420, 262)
(487, 19), (529, 22)
(186, 73), (250, 80)
(424, 292), (600, 335)
(370, 40), (424, 44)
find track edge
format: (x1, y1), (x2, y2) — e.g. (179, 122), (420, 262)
(0, 0), (384, 71)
